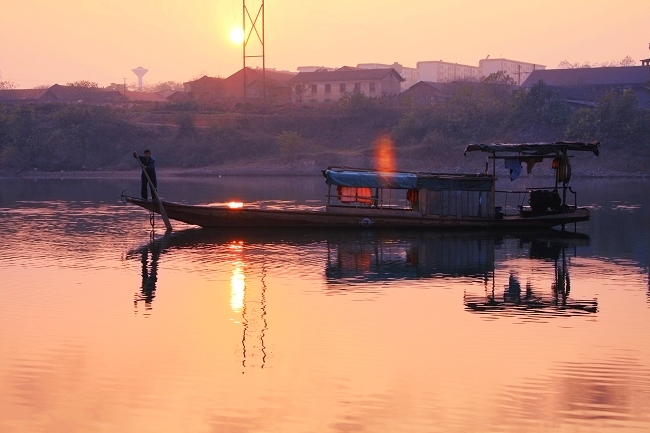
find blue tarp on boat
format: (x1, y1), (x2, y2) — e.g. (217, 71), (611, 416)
(324, 169), (418, 189)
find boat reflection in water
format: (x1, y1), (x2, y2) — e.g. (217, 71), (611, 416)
(125, 228), (597, 360)
(325, 232), (495, 284)
(464, 234), (598, 318)
(322, 229), (597, 318)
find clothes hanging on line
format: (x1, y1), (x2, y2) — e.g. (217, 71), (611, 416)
(505, 159), (522, 181)
(521, 157), (544, 174)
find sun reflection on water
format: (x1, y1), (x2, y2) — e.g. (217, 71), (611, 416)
(229, 241), (245, 313)
(230, 263), (245, 313)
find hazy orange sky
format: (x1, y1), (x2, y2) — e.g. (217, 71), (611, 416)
(1, 0), (648, 88)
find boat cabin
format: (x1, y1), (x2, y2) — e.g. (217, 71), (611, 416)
(323, 141), (599, 222)
(323, 168), (494, 219)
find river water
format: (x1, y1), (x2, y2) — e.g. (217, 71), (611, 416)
(0, 175), (649, 433)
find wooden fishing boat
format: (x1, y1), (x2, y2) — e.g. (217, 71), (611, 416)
(122, 141), (599, 229)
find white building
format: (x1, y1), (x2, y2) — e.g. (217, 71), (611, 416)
(298, 57), (546, 93)
(357, 62), (418, 91)
(416, 60), (479, 83)
(297, 66), (335, 73)
(478, 58), (546, 86)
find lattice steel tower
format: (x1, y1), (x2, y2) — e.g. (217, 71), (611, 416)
(243, 0), (265, 103)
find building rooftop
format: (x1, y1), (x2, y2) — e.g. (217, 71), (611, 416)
(289, 67), (404, 83)
(522, 66), (650, 87)
(0, 88), (51, 101)
(123, 91), (167, 102)
(480, 58), (545, 66)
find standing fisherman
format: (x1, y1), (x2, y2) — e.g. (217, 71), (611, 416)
(133, 149), (157, 200)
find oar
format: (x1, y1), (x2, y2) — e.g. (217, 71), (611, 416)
(134, 154), (173, 232)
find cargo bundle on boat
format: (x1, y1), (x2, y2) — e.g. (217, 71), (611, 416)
(122, 141), (599, 229)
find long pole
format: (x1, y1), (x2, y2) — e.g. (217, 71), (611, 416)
(134, 155), (172, 232)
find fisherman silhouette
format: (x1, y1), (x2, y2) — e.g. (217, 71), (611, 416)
(133, 149), (157, 200)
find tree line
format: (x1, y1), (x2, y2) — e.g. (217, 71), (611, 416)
(0, 75), (648, 172)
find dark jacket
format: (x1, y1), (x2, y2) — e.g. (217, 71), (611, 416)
(138, 156), (156, 174)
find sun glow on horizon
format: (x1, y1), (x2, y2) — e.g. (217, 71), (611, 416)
(229, 27), (244, 44)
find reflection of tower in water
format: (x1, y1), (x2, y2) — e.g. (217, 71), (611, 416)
(228, 241), (268, 369)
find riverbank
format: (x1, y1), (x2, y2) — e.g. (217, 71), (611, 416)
(0, 152), (646, 180)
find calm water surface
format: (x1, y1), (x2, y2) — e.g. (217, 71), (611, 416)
(0, 175), (649, 433)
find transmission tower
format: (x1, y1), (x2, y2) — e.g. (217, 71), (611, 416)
(243, 0), (265, 104)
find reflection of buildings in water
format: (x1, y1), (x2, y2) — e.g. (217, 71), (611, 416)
(131, 232), (169, 316)
(228, 241), (267, 369)
(326, 234), (495, 285)
(465, 238), (598, 317)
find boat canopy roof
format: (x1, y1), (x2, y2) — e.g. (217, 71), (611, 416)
(323, 167), (493, 191)
(324, 168), (418, 189)
(464, 141), (600, 157)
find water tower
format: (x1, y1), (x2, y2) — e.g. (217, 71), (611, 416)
(132, 66), (149, 91)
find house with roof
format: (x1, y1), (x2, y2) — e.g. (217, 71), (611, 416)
(400, 80), (501, 105)
(221, 67), (296, 103)
(47, 85), (124, 104)
(0, 85), (124, 105)
(182, 75), (224, 104)
(0, 88), (58, 105)
(183, 68), (295, 104)
(183, 76), (224, 94)
(122, 91), (167, 103)
(356, 62), (418, 91)
(288, 67), (404, 103)
(521, 66), (650, 108)
(165, 91), (191, 103)
(400, 81), (460, 104)
(157, 89), (182, 99)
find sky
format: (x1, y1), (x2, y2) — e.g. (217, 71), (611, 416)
(1, 0), (649, 88)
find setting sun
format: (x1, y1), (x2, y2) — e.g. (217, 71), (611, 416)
(229, 27), (244, 44)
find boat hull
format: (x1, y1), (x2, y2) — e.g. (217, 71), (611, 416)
(123, 196), (590, 229)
